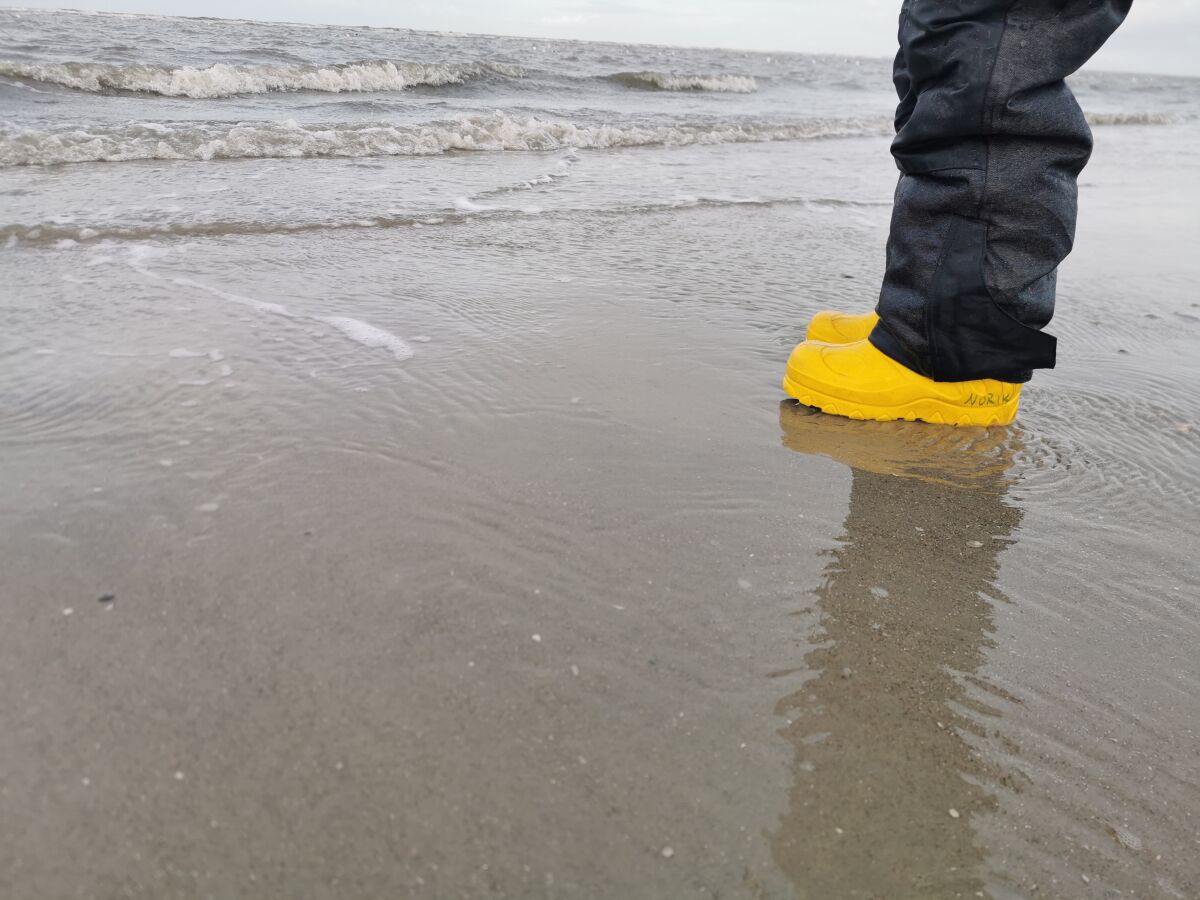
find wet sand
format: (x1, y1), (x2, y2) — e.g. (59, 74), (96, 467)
(2, 128), (1200, 899)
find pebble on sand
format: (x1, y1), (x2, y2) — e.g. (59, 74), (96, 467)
(949, 808), (961, 819)
(660, 847), (674, 859)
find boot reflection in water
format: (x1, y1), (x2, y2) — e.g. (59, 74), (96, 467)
(770, 401), (1023, 898)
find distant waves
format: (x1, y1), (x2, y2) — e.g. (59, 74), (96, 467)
(606, 71), (758, 93)
(0, 58), (763, 99)
(0, 59), (526, 98)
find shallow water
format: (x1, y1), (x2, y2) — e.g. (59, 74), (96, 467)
(2, 9), (1199, 900)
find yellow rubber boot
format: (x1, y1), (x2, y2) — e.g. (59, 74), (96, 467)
(782, 338), (1022, 426)
(805, 311), (879, 344)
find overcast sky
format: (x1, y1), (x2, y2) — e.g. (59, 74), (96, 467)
(9, 1), (1200, 76)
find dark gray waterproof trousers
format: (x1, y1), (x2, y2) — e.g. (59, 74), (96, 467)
(870, 0), (1133, 383)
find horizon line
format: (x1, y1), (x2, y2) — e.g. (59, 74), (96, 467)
(2, 4), (1197, 80)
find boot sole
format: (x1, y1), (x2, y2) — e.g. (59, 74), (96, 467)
(781, 372), (1019, 427)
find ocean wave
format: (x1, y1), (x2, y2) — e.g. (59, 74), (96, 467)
(0, 196), (879, 245)
(0, 59), (525, 98)
(0, 112), (891, 166)
(0, 215), (452, 243)
(1085, 111), (1178, 126)
(608, 71), (757, 93)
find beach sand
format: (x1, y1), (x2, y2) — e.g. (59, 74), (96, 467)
(2, 126), (1198, 898)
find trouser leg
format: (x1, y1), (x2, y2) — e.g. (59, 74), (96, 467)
(871, 0), (1133, 383)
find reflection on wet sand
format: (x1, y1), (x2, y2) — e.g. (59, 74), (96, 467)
(771, 402), (1022, 899)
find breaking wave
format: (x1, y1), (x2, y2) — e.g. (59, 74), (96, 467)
(0, 58), (525, 98)
(608, 71), (758, 93)
(0, 112), (891, 166)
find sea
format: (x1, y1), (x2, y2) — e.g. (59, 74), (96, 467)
(1, 8), (1196, 205)
(2, 7), (1200, 899)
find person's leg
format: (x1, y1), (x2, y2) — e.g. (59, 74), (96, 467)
(870, 0), (1133, 383)
(804, 33), (915, 348)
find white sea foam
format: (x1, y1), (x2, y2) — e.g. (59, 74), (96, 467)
(167, 276), (414, 362)
(172, 276), (290, 316)
(0, 59), (525, 98)
(1085, 111), (1177, 126)
(316, 316), (415, 361)
(453, 196), (494, 212)
(0, 112), (890, 167)
(609, 71), (758, 93)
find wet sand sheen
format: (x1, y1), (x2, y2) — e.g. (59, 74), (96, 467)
(3, 239), (1198, 899)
